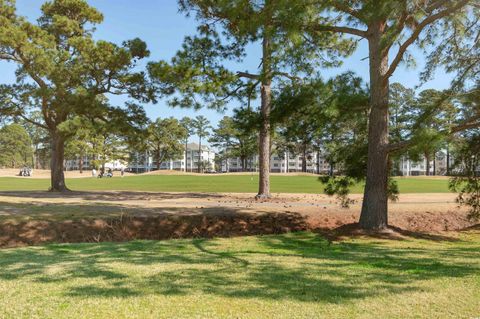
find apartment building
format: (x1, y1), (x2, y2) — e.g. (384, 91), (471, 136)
(398, 151), (451, 176)
(128, 143), (216, 173)
(65, 156), (127, 171)
(221, 152), (334, 174)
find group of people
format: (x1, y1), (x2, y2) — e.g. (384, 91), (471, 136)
(18, 167), (33, 177)
(92, 167), (125, 178)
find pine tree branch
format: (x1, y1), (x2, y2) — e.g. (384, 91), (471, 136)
(388, 114), (480, 152)
(273, 72), (303, 82)
(310, 24), (368, 38)
(331, 1), (363, 21)
(385, 0), (470, 80)
(18, 114), (49, 130)
(236, 71), (260, 80)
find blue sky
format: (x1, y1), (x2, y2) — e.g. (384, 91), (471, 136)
(0, 0), (453, 132)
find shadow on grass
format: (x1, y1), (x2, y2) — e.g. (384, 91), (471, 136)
(0, 190), (224, 202)
(0, 232), (478, 303)
(315, 223), (462, 242)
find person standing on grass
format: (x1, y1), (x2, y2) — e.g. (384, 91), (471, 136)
(121, 167), (125, 178)
(92, 168), (97, 178)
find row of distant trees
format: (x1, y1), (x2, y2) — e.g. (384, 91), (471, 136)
(0, 79), (473, 176)
(0, 0), (478, 229)
(0, 114), (212, 173)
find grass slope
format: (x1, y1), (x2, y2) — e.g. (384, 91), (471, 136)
(0, 231), (478, 318)
(0, 175), (450, 193)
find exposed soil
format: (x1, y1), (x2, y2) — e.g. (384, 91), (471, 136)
(0, 191), (475, 248)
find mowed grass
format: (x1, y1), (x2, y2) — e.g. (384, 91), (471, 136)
(0, 231), (478, 319)
(0, 174), (451, 193)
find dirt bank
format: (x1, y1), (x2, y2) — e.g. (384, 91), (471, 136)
(0, 191), (474, 248)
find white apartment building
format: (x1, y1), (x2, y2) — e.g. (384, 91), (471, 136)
(129, 143), (216, 173)
(65, 156), (127, 171)
(398, 151), (451, 176)
(221, 152), (334, 174)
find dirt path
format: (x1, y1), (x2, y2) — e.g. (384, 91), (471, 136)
(0, 191), (473, 248)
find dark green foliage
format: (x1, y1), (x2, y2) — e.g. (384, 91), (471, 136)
(423, 4), (479, 89)
(319, 175), (357, 208)
(210, 115), (257, 171)
(273, 73), (369, 175)
(0, 123), (33, 168)
(388, 178), (399, 202)
(147, 117), (187, 169)
(449, 133), (480, 221)
(0, 0), (152, 190)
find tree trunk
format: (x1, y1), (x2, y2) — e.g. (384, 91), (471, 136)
(185, 139), (188, 172)
(157, 149), (161, 170)
(257, 29), (272, 199)
(50, 131), (68, 192)
(198, 137), (202, 173)
(286, 151), (289, 173)
(446, 145), (450, 176)
(136, 152), (139, 174)
(302, 145), (307, 173)
(79, 154), (83, 174)
(328, 132), (335, 177)
(433, 151), (436, 176)
(425, 152), (431, 176)
(359, 22), (389, 230)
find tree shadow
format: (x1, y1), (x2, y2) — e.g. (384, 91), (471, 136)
(461, 223), (480, 231)
(0, 232), (477, 303)
(314, 223), (462, 242)
(0, 190), (224, 201)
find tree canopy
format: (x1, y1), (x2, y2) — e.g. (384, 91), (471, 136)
(0, 123), (33, 168)
(0, 0), (152, 191)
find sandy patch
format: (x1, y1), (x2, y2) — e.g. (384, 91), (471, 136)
(0, 169), (134, 179)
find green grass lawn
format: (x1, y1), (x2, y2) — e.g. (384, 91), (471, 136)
(0, 231), (478, 318)
(0, 175), (451, 193)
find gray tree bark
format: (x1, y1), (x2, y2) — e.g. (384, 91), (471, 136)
(359, 21), (390, 230)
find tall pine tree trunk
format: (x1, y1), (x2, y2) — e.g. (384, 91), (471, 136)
(425, 152), (431, 176)
(284, 152), (287, 173)
(185, 139), (188, 172)
(302, 145), (307, 173)
(50, 131), (68, 192)
(317, 150), (320, 174)
(198, 137), (202, 173)
(446, 145), (450, 176)
(79, 154), (83, 174)
(257, 28), (272, 199)
(359, 21), (389, 230)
